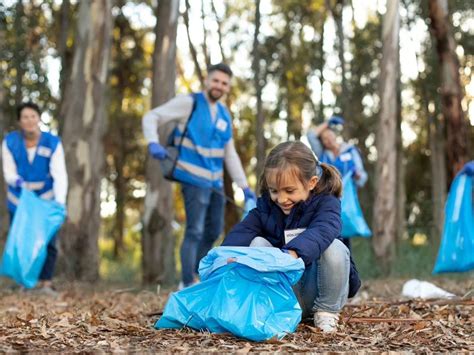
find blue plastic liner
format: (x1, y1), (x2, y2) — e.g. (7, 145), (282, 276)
(341, 173), (372, 238)
(156, 247), (305, 341)
(433, 174), (474, 274)
(0, 190), (66, 288)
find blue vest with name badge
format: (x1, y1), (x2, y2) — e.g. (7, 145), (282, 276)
(320, 145), (356, 177)
(5, 131), (59, 213)
(171, 92), (232, 189)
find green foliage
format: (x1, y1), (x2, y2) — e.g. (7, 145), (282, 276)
(99, 223), (142, 282)
(1, 2), (55, 130)
(352, 237), (473, 279)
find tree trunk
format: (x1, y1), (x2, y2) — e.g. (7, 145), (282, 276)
(327, 0), (348, 116)
(211, 0), (227, 62)
(200, 0), (210, 67)
(253, 0), (265, 183)
(183, 0), (204, 86)
(428, 0), (469, 183)
(141, 0), (180, 286)
(13, 1), (25, 119)
(395, 43), (406, 246)
(429, 114), (447, 252)
(372, 0), (399, 274)
(59, 0), (113, 281)
(0, 74), (7, 245)
(56, 0), (72, 134)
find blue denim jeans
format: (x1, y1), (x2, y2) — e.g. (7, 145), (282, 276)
(249, 237), (350, 316)
(180, 183), (226, 286)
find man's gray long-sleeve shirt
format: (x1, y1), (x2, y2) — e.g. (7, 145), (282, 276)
(142, 94), (248, 189)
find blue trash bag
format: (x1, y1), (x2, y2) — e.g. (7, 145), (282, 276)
(433, 173), (474, 274)
(156, 247), (305, 341)
(341, 173), (372, 238)
(0, 190), (66, 288)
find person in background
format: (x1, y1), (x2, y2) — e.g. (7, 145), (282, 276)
(307, 116), (368, 248)
(222, 141), (361, 333)
(307, 116), (367, 187)
(2, 102), (68, 295)
(142, 63), (256, 289)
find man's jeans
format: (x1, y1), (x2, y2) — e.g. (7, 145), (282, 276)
(249, 237), (350, 316)
(181, 183), (226, 286)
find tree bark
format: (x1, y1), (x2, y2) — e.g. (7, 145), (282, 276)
(56, 0), (72, 134)
(59, 0), (113, 281)
(141, 0), (180, 286)
(372, 0), (400, 274)
(183, 0), (204, 86)
(252, 0), (265, 184)
(327, 0), (348, 116)
(429, 114), (447, 250)
(428, 0), (469, 183)
(0, 72), (7, 245)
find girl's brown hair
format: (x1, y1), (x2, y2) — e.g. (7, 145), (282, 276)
(260, 141), (342, 198)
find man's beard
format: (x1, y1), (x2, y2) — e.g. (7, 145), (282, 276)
(207, 88), (223, 102)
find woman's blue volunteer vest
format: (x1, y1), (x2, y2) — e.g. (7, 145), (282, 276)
(321, 145), (357, 177)
(171, 92), (232, 189)
(5, 131), (60, 213)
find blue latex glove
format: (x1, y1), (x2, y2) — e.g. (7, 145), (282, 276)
(459, 161), (474, 176)
(243, 187), (256, 202)
(15, 177), (24, 188)
(148, 142), (168, 160)
(328, 115), (345, 126)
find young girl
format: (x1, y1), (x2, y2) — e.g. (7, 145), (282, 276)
(222, 141), (361, 333)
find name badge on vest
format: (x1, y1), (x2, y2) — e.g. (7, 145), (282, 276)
(37, 146), (52, 158)
(340, 152), (352, 162)
(216, 118), (228, 132)
(284, 228), (306, 244)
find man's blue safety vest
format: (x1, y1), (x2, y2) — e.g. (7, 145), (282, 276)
(5, 131), (59, 213)
(320, 145), (357, 177)
(171, 92), (232, 189)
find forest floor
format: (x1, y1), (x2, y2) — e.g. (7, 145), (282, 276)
(0, 278), (472, 353)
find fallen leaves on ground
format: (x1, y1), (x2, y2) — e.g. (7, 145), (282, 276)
(0, 278), (472, 352)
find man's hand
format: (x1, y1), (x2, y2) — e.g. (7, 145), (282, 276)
(148, 142), (168, 160)
(243, 187), (256, 202)
(328, 115), (345, 126)
(15, 177), (24, 188)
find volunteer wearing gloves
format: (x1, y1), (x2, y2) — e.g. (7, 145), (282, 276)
(142, 63), (256, 289)
(2, 102), (68, 294)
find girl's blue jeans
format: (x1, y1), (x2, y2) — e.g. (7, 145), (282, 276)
(249, 237), (350, 316)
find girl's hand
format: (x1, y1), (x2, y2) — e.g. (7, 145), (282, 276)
(287, 250), (299, 259)
(227, 257), (236, 264)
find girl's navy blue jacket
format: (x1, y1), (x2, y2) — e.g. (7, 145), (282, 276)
(222, 192), (361, 298)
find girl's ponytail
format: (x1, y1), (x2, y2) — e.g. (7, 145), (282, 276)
(314, 163), (342, 198)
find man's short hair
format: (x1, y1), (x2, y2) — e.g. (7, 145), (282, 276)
(17, 102), (41, 120)
(207, 63), (233, 78)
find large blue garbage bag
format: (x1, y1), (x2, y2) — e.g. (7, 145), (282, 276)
(341, 173), (372, 238)
(433, 173), (474, 274)
(156, 247), (305, 341)
(0, 190), (66, 288)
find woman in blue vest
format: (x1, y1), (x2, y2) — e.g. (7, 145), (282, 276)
(2, 102), (68, 294)
(307, 116), (367, 248)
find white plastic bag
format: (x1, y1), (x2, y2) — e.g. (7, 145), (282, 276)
(401, 279), (455, 299)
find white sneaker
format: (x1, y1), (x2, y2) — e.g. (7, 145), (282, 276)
(314, 311), (339, 333)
